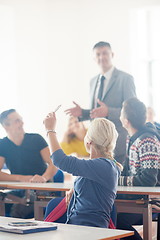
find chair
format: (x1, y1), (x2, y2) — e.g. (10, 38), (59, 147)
(44, 197), (67, 223)
(150, 198), (160, 240)
(53, 169), (64, 183)
(53, 169), (64, 197)
(44, 197), (119, 240)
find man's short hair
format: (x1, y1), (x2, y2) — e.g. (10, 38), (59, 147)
(123, 98), (146, 130)
(93, 41), (111, 50)
(0, 109), (16, 125)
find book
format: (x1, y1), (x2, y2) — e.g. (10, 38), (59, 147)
(0, 220), (57, 234)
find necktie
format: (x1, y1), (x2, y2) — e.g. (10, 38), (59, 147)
(96, 75), (105, 107)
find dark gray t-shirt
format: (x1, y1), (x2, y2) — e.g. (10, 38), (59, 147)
(0, 133), (48, 176)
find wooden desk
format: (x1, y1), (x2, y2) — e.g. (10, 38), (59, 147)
(0, 182), (73, 191)
(117, 186), (160, 195)
(116, 186), (160, 240)
(0, 216), (134, 240)
(0, 182), (73, 219)
(1, 183), (159, 239)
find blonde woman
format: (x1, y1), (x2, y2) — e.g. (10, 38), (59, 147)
(44, 113), (121, 228)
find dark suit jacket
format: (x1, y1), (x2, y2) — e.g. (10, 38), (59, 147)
(79, 68), (136, 164)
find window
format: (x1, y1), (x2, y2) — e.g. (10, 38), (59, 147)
(130, 7), (160, 121)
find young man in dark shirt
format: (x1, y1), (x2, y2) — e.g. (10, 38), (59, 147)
(0, 109), (57, 182)
(0, 109), (58, 217)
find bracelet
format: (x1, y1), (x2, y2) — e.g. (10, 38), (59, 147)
(46, 130), (56, 136)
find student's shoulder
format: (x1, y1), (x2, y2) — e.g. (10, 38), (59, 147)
(25, 133), (43, 137)
(136, 133), (160, 147)
(0, 137), (9, 155)
(0, 137), (9, 146)
(93, 157), (119, 170)
(25, 133), (45, 141)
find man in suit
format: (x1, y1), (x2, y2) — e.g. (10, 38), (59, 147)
(65, 41), (136, 164)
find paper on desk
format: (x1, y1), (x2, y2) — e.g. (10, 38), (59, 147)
(0, 221), (58, 234)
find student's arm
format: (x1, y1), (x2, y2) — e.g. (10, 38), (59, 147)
(119, 168), (158, 186)
(51, 149), (116, 183)
(0, 156), (33, 182)
(29, 146), (58, 183)
(43, 112), (119, 185)
(44, 113), (94, 178)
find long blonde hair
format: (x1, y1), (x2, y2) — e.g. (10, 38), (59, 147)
(87, 118), (123, 171)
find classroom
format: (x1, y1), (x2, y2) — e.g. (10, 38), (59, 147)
(0, 0), (160, 239)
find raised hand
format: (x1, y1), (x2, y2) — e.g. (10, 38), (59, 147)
(43, 112), (56, 131)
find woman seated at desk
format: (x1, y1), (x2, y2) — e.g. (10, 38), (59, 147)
(60, 117), (89, 158)
(44, 113), (122, 228)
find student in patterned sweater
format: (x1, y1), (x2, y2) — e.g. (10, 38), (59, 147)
(117, 97), (160, 240)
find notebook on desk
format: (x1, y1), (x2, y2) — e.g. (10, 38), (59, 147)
(0, 221), (57, 234)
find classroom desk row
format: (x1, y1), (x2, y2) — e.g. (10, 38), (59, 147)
(0, 181), (160, 240)
(0, 216), (134, 240)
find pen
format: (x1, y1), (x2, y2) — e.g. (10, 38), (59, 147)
(54, 105), (61, 113)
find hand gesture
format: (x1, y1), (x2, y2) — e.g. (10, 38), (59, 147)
(90, 99), (108, 119)
(65, 101), (82, 117)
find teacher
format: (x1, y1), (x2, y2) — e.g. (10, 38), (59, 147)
(65, 41), (136, 164)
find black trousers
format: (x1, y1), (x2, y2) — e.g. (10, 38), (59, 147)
(117, 212), (159, 240)
(117, 213), (143, 240)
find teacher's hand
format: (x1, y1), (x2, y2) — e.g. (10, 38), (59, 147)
(65, 101), (82, 117)
(90, 99), (108, 119)
(43, 112), (56, 131)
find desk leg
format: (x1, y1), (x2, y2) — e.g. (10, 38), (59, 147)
(0, 201), (5, 216)
(34, 201), (44, 220)
(143, 204), (152, 240)
(158, 214), (160, 240)
(34, 200), (49, 221)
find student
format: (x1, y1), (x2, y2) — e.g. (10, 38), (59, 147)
(65, 41), (136, 164)
(0, 109), (57, 182)
(61, 117), (89, 157)
(0, 109), (58, 218)
(44, 112), (122, 228)
(117, 98), (160, 240)
(146, 106), (160, 135)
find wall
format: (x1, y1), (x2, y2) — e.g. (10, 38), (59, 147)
(0, 0), (160, 138)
